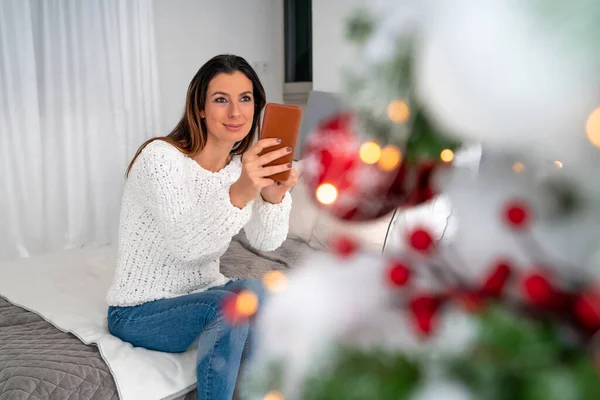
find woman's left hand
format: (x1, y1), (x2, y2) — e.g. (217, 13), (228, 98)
(260, 167), (298, 204)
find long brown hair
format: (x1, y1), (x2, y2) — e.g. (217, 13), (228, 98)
(125, 54), (266, 177)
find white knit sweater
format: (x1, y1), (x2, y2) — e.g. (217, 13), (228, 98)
(106, 140), (292, 307)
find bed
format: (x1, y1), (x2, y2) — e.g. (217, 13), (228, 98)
(0, 233), (312, 400)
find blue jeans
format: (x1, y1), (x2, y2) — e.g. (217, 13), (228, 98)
(107, 279), (265, 400)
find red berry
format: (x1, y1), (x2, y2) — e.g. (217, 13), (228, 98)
(331, 236), (358, 258)
(409, 295), (442, 336)
(503, 200), (531, 229)
(522, 273), (557, 308)
(481, 261), (512, 298)
(574, 293), (600, 331)
(408, 228), (434, 253)
(387, 262), (411, 287)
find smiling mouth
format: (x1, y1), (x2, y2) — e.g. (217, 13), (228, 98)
(224, 123), (244, 130)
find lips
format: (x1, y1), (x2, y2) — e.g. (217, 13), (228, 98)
(224, 123), (244, 131)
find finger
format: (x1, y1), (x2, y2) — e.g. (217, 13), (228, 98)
(241, 152), (259, 165)
(258, 146), (293, 166)
(258, 178), (275, 189)
(249, 138), (282, 156)
(283, 176), (298, 189)
(287, 167), (299, 179)
(260, 163), (292, 177)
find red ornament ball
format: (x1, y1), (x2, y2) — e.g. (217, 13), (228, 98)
(503, 200), (531, 229)
(407, 228), (434, 253)
(387, 261), (411, 287)
(405, 162), (439, 206)
(303, 112), (443, 222)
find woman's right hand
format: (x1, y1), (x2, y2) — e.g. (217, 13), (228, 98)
(229, 138), (292, 208)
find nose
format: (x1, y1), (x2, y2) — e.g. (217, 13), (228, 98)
(228, 101), (241, 119)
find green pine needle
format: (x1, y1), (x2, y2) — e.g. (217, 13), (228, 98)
(302, 346), (421, 400)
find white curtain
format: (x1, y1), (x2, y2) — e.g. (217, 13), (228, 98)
(0, 0), (161, 261)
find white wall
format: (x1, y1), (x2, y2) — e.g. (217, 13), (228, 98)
(153, 0), (284, 134)
(312, 0), (367, 93)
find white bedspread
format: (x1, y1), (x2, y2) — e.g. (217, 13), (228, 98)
(0, 245), (197, 400)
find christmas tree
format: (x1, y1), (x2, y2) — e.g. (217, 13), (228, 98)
(239, 1), (600, 399)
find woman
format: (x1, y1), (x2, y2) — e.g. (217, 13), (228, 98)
(105, 54), (296, 400)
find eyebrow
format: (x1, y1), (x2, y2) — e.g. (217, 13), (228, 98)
(211, 90), (253, 97)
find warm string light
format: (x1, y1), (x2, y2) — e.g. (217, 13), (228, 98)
(440, 149), (454, 163)
(378, 145), (401, 171)
(235, 290), (259, 317)
(264, 391), (284, 400)
(262, 270), (287, 293)
(316, 183), (338, 205)
(586, 107), (600, 148)
(359, 141), (381, 164)
(386, 99), (410, 124)
(512, 162), (525, 173)
(554, 160), (563, 168)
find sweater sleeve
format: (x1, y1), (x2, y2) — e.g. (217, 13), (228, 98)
(243, 191), (292, 251)
(133, 142), (252, 261)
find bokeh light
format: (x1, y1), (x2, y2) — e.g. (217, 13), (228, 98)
(262, 270), (287, 293)
(378, 145), (401, 171)
(386, 99), (410, 124)
(316, 183), (338, 205)
(586, 107), (600, 148)
(359, 141), (381, 164)
(236, 290), (259, 317)
(554, 160), (563, 168)
(264, 391), (284, 400)
(440, 149), (454, 163)
(512, 162), (525, 173)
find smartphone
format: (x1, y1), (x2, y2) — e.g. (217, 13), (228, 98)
(259, 102), (303, 182)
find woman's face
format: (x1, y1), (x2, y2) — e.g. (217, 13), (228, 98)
(201, 71), (255, 145)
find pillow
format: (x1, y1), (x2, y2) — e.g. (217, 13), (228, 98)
(308, 211), (394, 254)
(288, 162), (320, 242)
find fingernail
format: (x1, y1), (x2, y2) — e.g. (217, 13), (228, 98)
(286, 146), (292, 152)
(287, 163), (292, 168)
(277, 138), (282, 143)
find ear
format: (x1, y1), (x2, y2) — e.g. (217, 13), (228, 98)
(200, 111), (205, 119)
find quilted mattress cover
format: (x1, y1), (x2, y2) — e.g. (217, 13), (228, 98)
(0, 297), (119, 400)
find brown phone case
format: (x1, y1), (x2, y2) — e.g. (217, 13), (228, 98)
(258, 103), (303, 182)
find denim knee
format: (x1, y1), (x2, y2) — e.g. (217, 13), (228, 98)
(244, 279), (266, 303)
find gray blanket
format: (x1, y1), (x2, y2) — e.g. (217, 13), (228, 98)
(0, 298), (119, 400)
(0, 234), (312, 400)
(221, 233), (312, 279)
